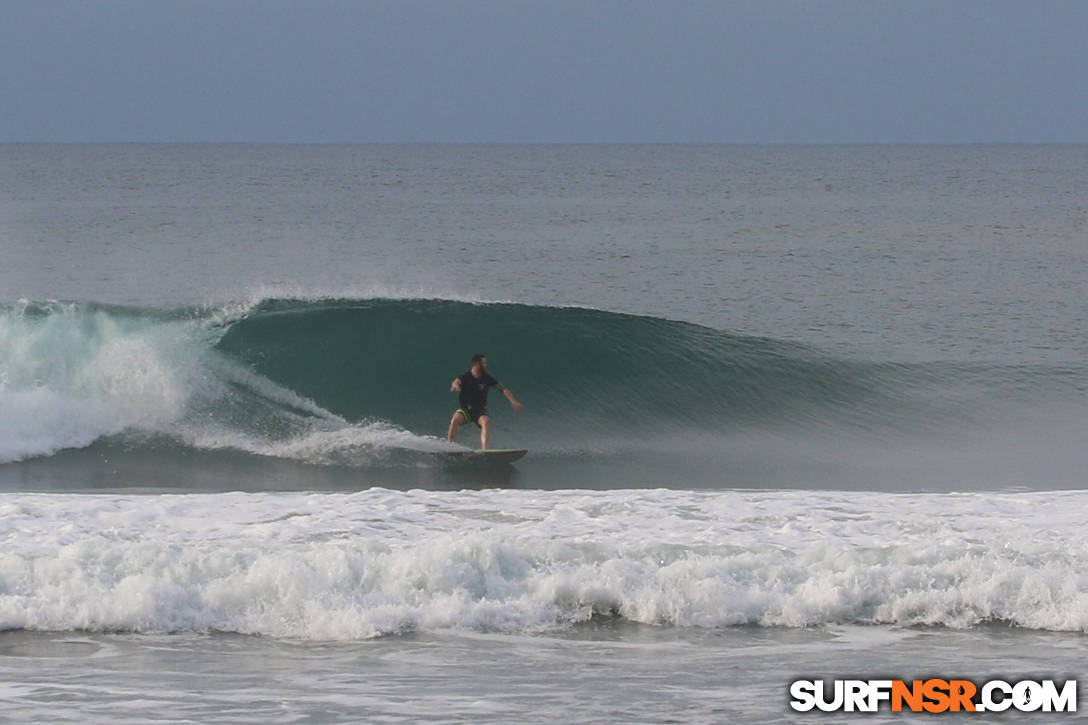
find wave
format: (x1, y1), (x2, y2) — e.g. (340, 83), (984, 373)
(4, 488), (1088, 638)
(0, 299), (435, 466)
(215, 298), (878, 434)
(2, 297), (1085, 473)
(202, 298), (1088, 446)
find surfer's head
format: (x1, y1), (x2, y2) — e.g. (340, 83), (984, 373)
(471, 353), (488, 371)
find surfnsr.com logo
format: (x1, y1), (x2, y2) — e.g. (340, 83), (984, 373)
(789, 679), (1078, 713)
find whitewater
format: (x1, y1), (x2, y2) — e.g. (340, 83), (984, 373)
(5, 488), (1088, 637)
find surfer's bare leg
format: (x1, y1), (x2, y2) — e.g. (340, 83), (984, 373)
(447, 411), (466, 443)
(478, 415), (490, 450)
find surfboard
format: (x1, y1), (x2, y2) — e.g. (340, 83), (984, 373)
(441, 448), (527, 464)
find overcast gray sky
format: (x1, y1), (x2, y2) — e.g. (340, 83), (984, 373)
(3, 0), (1086, 143)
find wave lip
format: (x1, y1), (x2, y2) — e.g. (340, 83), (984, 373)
(3, 489), (1088, 639)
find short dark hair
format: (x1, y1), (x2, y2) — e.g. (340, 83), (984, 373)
(471, 353), (486, 365)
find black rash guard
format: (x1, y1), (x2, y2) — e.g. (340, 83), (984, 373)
(456, 371), (504, 423)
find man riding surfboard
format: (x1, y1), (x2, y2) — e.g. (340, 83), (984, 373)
(447, 353), (524, 450)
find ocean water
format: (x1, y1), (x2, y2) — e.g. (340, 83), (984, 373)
(2, 144), (1087, 722)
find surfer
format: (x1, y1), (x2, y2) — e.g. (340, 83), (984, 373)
(447, 353), (524, 450)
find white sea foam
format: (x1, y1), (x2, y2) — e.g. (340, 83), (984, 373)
(3, 488), (1087, 639)
(0, 301), (442, 464)
(182, 420), (455, 464)
(0, 304), (191, 461)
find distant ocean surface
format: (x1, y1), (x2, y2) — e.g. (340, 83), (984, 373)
(2, 144), (1087, 723)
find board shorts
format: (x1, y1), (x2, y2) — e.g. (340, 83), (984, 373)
(455, 407), (489, 428)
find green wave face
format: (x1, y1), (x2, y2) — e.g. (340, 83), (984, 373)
(213, 298), (901, 444)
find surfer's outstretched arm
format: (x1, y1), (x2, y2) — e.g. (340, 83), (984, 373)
(502, 388), (524, 411)
(450, 377), (462, 392)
